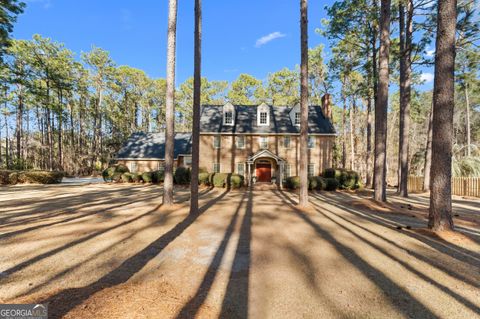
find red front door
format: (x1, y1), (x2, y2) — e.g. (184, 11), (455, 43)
(256, 163), (272, 182)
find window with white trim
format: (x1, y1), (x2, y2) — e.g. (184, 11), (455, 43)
(259, 136), (268, 149)
(308, 136), (315, 149)
(295, 112), (301, 125)
(283, 136), (291, 148)
(237, 163), (245, 176)
(236, 136), (245, 149)
(224, 111), (233, 125)
(308, 163), (315, 176)
(129, 162), (138, 173)
(213, 135), (221, 148)
(213, 163), (221, 173)
(257, 103), (270, 126)
(184, 156), (192, 166)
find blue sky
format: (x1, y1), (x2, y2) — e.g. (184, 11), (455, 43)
(14, 0), (434, 89)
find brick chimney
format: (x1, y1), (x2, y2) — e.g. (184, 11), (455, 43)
(321, 94), (332, 119)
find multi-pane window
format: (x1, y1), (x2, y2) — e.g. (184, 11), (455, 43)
(259, 112), (268, 125)
(308, 163), (315, 176)
(259, 136), (268, 149)
(130, 162), (138, 173)
(284, 136), (291, 148)
(213, 163), (221, 173)
(237, 163), (245, 176)
(184, 156), (192, 166)
(213, 135), (221, 148)
(308, 136), (315, 149)
(283, 164), (291, 179)
(224, 111), (233, 125)
(236, 136), (245, 149)
(295, 112), (301, 125)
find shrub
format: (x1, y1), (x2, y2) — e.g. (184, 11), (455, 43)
(324, 177), (339, 191)
(285, 176), (301, 190)
(121, 173), (133, 183)
(130, 173), (142, 183)
(174, 167), (191, 184)
(152, 170), (164, 183)
(212, 173), (229, 187)
(112, 172), (123, 183)
(322, 168), (361, 190)
(8, 172), (19, 185)
(0, 170), (13, 185)
(142, 172), (154, 183)
(308, 176), (327, 190)
(103, 164), (130, 182)
(198, 172), (210, 185)
(230, 174), (244, 188)
(20, 171), (64, 184)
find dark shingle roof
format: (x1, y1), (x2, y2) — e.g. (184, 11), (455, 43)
(200, 105), (335, 134)
(116, 132), (192, 159)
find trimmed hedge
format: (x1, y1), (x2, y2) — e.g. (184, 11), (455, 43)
(324, 177), (340, 191)
(230, 174), (244, 188)
(322, 168), (361, 190)
(174, 167), (191, 185)
(142, 172), (154, 183)
(211, 173), (228, 187)
(0, 170), (64, 185)
(309, 176), (327, 191)
(103, 164), (130, 182)
(198, 172), (210, 185)
(285, 176), (301, 190)
(152, 170), (164, 183)
(121, 173), (133, 183)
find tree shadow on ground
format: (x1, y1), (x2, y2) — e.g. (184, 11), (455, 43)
(312, 192), (480, 266)
(274, 189), (439, 319)
(39, 189), (231, 319)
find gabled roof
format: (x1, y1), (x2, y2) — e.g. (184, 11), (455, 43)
(200, 104), (335, 134)
(116, 132), (192, 160)
(247, 149), (286, 163)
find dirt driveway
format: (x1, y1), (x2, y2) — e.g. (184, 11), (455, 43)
(0, 184), (479, 318)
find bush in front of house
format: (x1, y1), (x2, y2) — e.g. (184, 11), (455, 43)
(198, 172), (210, 185)
(174, 167), (191, 184)
(142, 172), (154, 183)
(308, 176), (327, 191)
(112, 172), (123, 183)
(230, 174), (244, 188)
(211, 173), (228, 187)
(152, 170), (165, 183)
(130, 173), (142, 183)
(103, 164), (130, 182)
(121, 173), (133, 183)
(285, 176), (301, 190)
(324, 177), (340, 191)
(322, 168), (361, 190)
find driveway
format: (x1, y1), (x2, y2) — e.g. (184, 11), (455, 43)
(0, 184), (478, 318)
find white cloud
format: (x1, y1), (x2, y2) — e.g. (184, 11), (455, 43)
(426, 48), (435, 57)
(255, 32), (286, 48)
(420, 72), (434, 83)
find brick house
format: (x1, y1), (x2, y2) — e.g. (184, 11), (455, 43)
(116, 99), (336, 186)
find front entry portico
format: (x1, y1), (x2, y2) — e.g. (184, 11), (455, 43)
(246, 149), (286, 187)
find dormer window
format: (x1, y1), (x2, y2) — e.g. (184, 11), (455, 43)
(224, 111), (233, 125)
(294, 112), (301, 125)
(223, 102), (235, 126)
(257, 103), (270, 126)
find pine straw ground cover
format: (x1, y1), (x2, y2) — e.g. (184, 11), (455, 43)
(0, 184), (478, 318)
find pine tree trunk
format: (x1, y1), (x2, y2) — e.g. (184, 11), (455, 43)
(465, 83), (471, 157)
(16, 85), (23, 166)
(163, 0), (178, 206)
(423, 101), (433, 191)
(374, 0), (391, 202)
(366, 96), (373, 187)
(397, 0), (412, 197)
(299, 0), (309, 207)
(190, 0), (202, 215)
(428, 0), (455, 231)
(342, 84), (347, 169)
